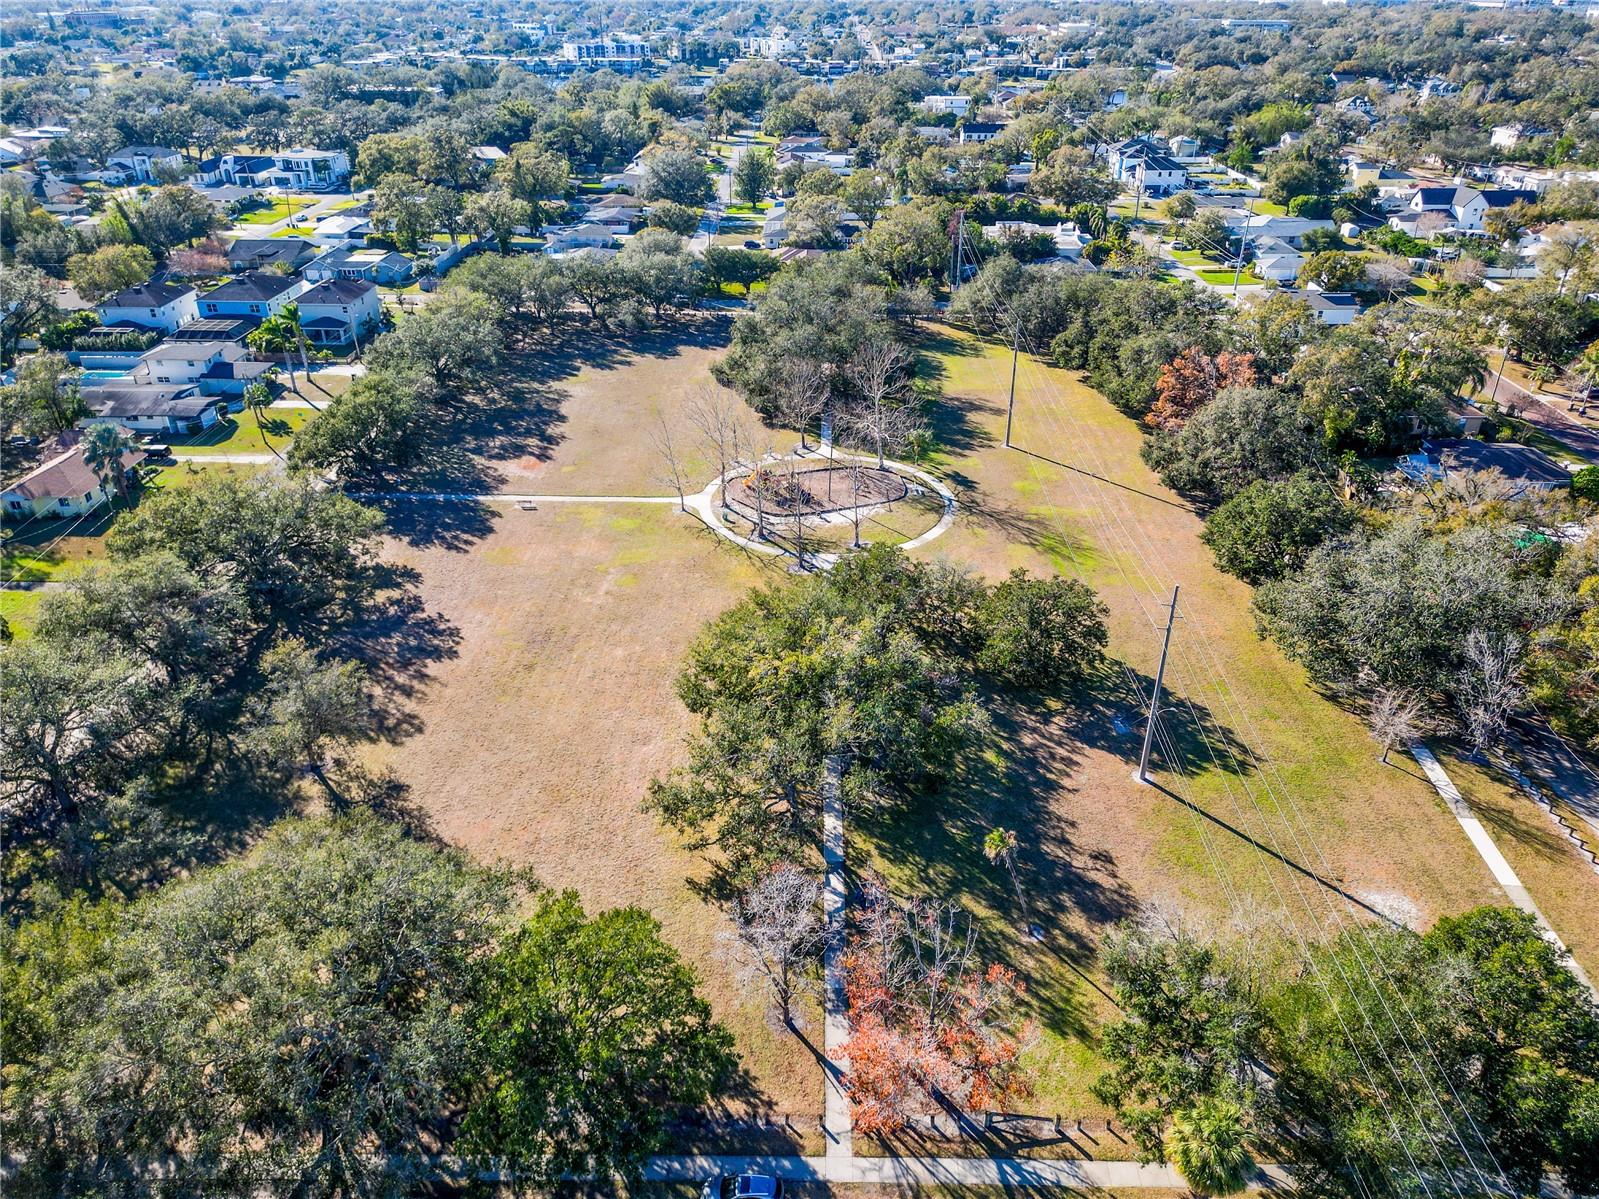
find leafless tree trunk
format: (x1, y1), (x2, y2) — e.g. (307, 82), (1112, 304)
(687, 387), (750, 520)
(722, 862), (831, 1029)
(1368, 686), (1422, 765)
(845, 339), (911, 469)
(650, 413), (691, 512)
(1455, 630), (1525, 758)
(783, 455), (812, 567)
(782, 357), (830, 452)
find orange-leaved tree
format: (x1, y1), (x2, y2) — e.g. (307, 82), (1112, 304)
(834, 878), (1036, 1135)
(1144, 348), (1257, 432)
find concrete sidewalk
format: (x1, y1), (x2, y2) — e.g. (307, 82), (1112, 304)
(644, 1152), (1294, 1189)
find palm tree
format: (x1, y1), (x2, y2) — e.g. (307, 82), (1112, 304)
(1167, 1097), (1255, 1199)
(984, 826), (1027, 918)
(81, 421), (138, 510)
(248, 312), (301, 392)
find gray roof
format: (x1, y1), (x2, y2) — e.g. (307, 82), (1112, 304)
(298, 278), (377, 305)
(100, 280), (196, 308)
(84, 386), (212, 419)
(202, 272), (300, 303)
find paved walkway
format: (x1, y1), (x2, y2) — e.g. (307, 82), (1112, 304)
(353, 491), (679, 504)
(1409, 741), (1595, 997)
(643, 1152), (1293, 1189)
(820, 755), (851, 1166)
(171, 452), (278, 465)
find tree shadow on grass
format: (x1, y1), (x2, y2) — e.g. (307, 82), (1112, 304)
(857, 661), (1264, 1043)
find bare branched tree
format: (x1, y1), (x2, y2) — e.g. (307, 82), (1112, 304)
(649, 412), (692, 512)
(687, 386), (751, 519)
(1368, 686), (1423, 765)
(781, 357), (830, 451)
(1455, 629), (1525, 758)
(844, 339), (911, 468)
(723, 862), (830, 1029)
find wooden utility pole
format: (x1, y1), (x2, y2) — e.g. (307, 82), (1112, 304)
(1004, 321), (1019, 449)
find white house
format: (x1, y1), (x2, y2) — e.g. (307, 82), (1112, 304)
(1251, 237), (1305, 283)
(543, 223), (617, 254)
(1403, 185), (1539, 232)
(106, 144), (183, 183)
(196, 148), (350, 191)
(97, 281), (199, 333)
(197, 272), (306, 320)
(959, 122), (1005, 145)
(2, 440), (147, 520)
(129, 341), (274, 397)
(919, 94), (971, 117)
(1108, 138), (1187, 196)
(295, 279), (382, 348)
(308, 212), (374, 246)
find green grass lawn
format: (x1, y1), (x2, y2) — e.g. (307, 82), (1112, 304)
(168, 407), (312, 456)
(1194, 266), (1267, 286)
(848, 324), (1532, 1120)
(233, 197), (313, 225)
(0, 588), (46, 637)
(147, 460), (271, 492)
(725, 201), (776, 215)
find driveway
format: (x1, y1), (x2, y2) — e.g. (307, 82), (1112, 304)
(1479, 373), (1599, 463)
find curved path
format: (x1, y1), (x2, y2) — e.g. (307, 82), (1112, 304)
(358, 450), (959, 570)
(686, 449), (957, 567)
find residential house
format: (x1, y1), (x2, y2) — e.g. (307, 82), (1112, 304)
(81, 384), (223, 435)
(1401, 185), (1539, 233)
(308, 212), (374, 246)
(1280, 288), (1360, 325)
(1398, 439), (1571, 494)
(762, 208), (788, 249)
(543, 223), (617, 255)
(585, 193), (645, 230)
(128, 341), (274, 398)
(106, 144), (183, 183)
(1490, 124), (1551, 151)
(196, 148), (351, 191)
(226, 236), (318, 272)
(302, 247), (415, 286)
(919, 94), (971, 117)
(295, 279), (382, 348)
(959, 122), (1005, 145)
(913, 126), (954, 144)
(197, 272), (306, 321)
(1224, 211), (1335, 247)
(2, 439), (146, 520)
(97, 281), (200, 334)
(1251, 236), (1305, 283)
(1108, 137), (1188, 196)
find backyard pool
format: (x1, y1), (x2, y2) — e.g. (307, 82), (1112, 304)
(79, 369), (130, 381)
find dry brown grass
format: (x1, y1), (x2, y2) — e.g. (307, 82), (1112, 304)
(368, 493), (822, 1117)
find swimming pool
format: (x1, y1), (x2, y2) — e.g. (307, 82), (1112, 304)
(79, 369), (130, 381)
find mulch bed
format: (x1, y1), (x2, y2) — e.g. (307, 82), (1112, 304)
(725, 463), (908, 517)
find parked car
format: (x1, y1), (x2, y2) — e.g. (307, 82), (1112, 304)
(743, 239), (760, 249)
(701, 1173), (783, 1199)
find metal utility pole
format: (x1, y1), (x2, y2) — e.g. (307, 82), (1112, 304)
(1004, 321), (1019, 449)
(1136, 585), (1180, 784)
